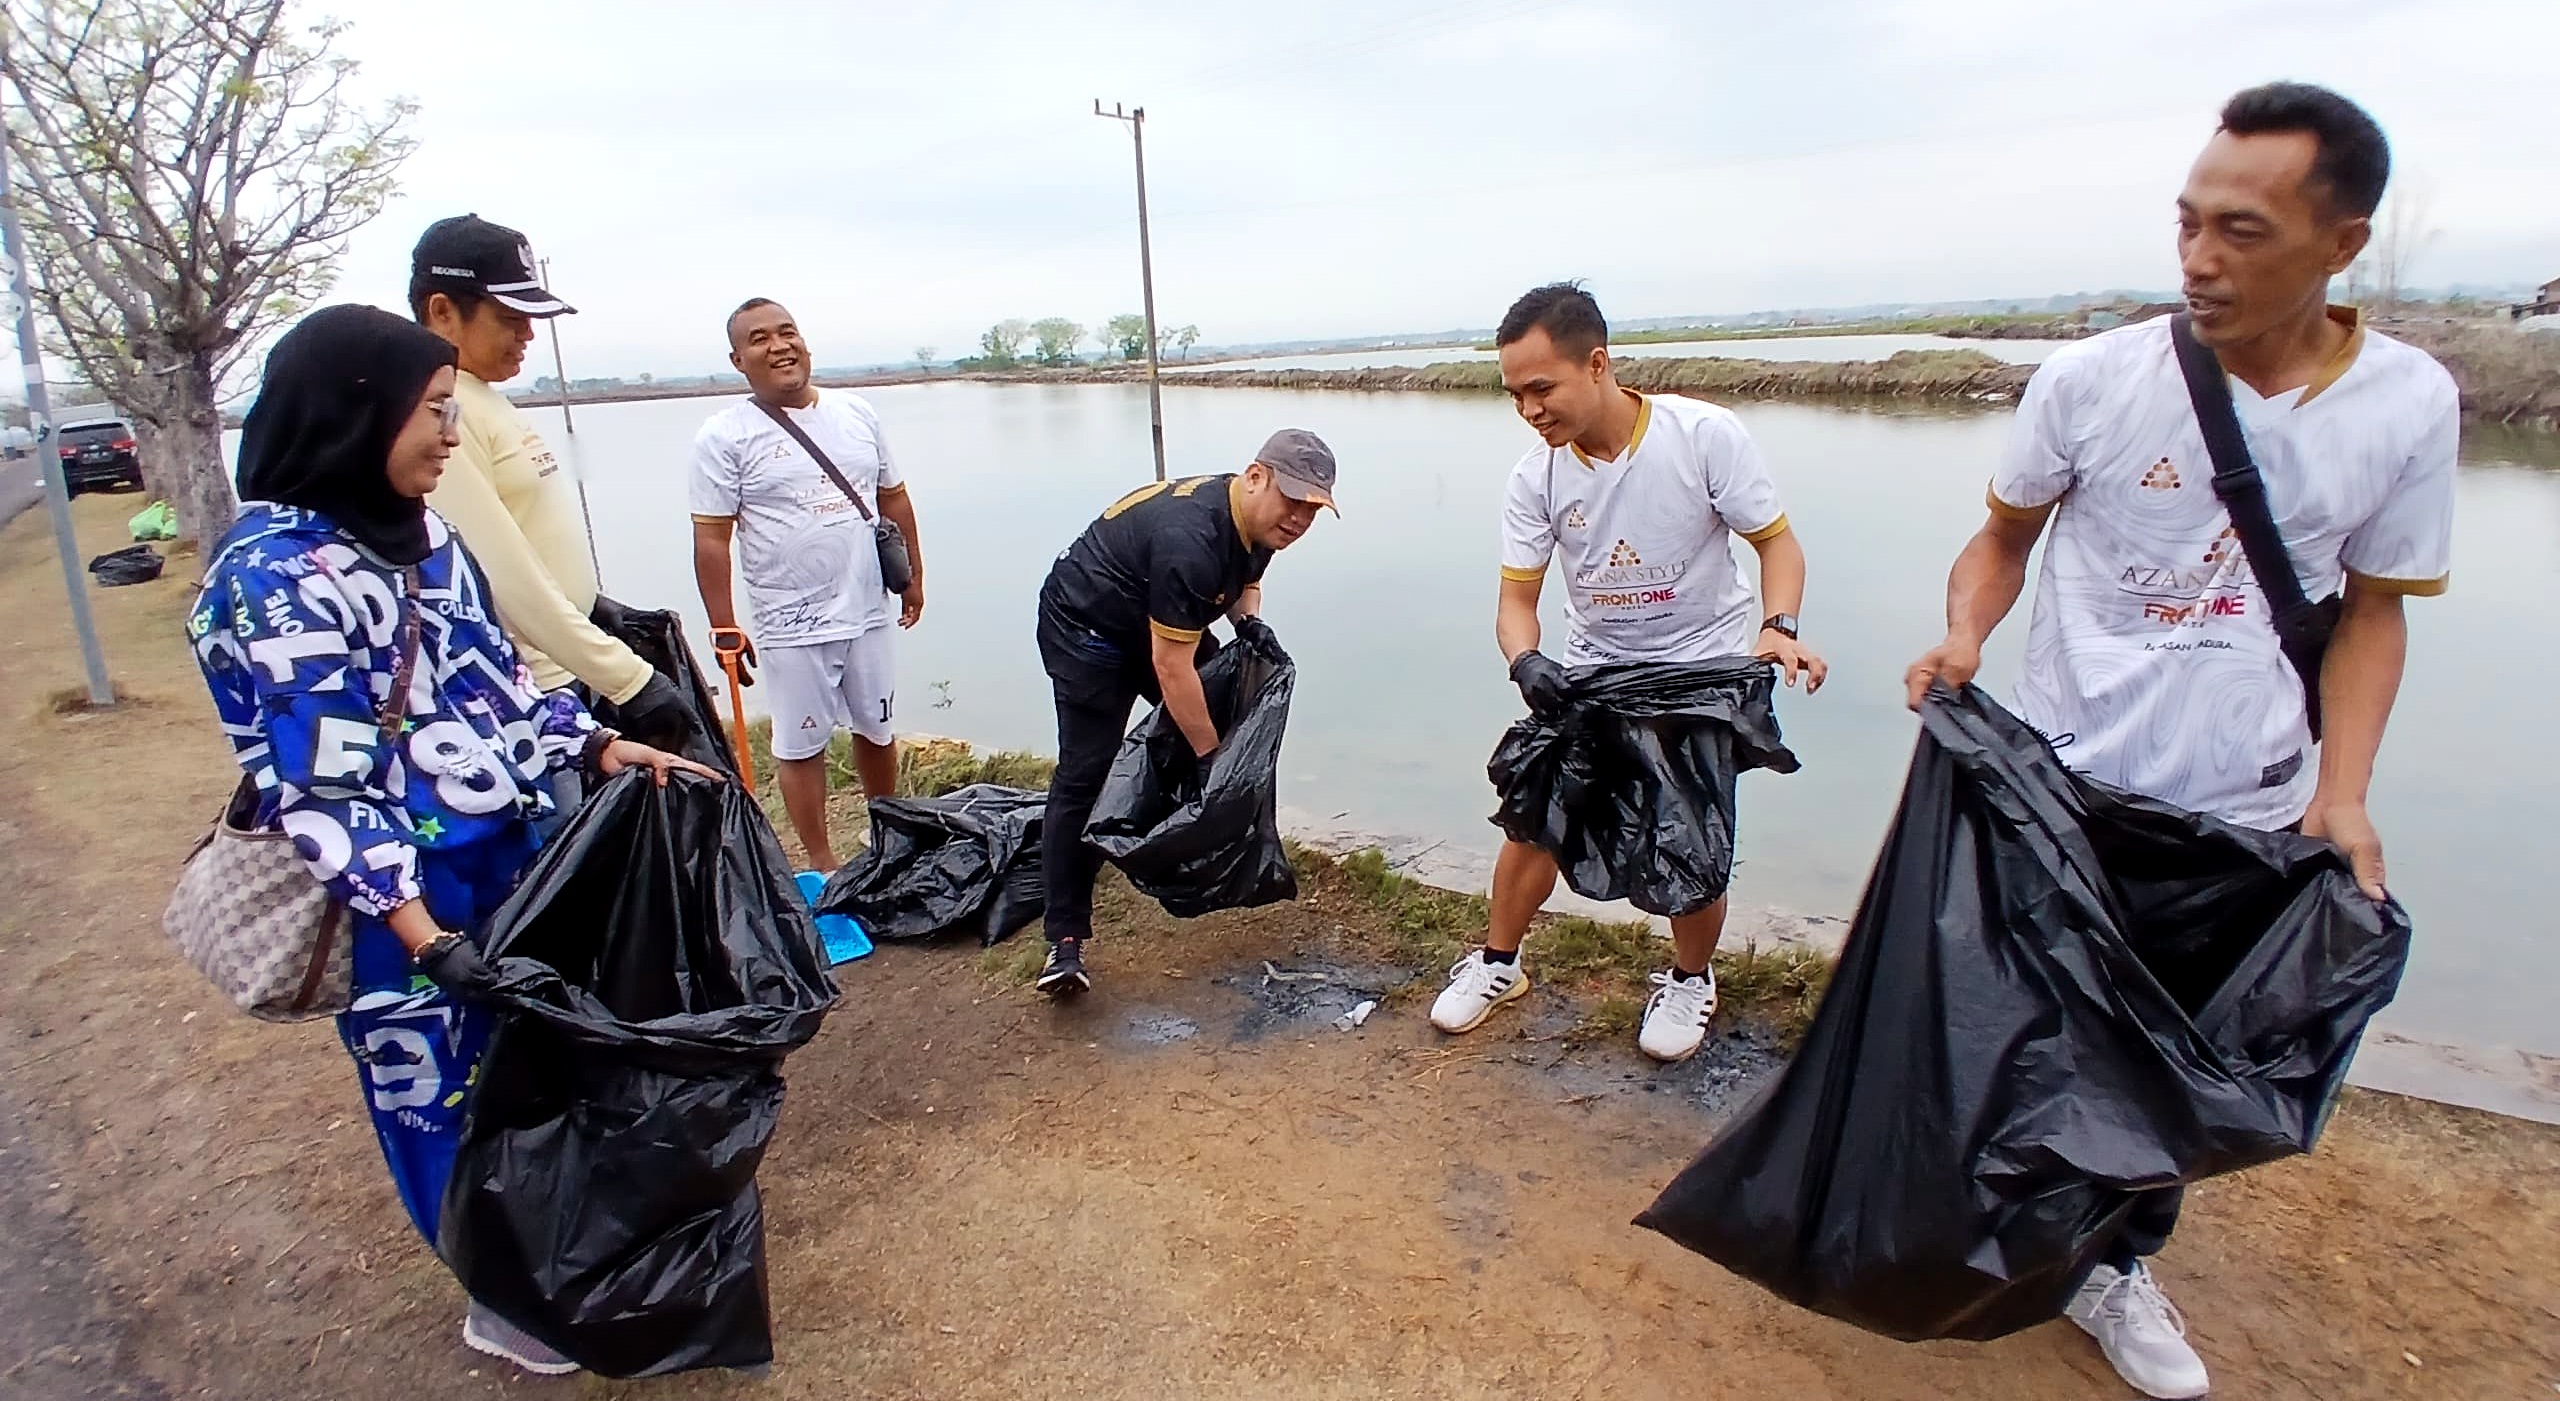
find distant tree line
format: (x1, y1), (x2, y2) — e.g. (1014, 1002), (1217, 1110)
(952, 314), (1200, 371)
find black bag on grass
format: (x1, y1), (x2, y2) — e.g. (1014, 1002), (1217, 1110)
(1634, 685), (2410, 1342)
(88, 543), (165, 587)
(587, 595), (739, 777)
(1085, 622), (1297, 917)
(439, 770), (837, 1377)
(816, 783), (1048, 945)
(1487, 657), (1799, 918)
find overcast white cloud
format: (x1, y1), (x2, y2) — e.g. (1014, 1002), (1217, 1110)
(309, 0), (2560, 378)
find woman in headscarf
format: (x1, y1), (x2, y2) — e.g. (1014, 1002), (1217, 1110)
(187, 304), (717, 1376)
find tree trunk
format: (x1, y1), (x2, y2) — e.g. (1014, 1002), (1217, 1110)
(157, 350), (235, 548)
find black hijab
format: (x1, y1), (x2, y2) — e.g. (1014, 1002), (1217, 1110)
(235, 304), (459, 566)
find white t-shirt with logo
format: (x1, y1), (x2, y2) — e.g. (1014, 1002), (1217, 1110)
(1500, 391), (1790, 665)
(1991, 311), (2458, 829)
(689, 391), (907, 648)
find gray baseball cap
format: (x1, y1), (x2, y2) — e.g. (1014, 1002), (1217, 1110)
(1255, 428), (1339, 514)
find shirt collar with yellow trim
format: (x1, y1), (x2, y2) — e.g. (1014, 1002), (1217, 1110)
(1569, 390), (1651, 468)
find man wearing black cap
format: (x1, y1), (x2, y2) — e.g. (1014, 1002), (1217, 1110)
(409, 215), (690, 816)
(1031, 431), (1338, 994)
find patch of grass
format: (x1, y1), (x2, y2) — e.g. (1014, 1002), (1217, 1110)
(46, 682), (140, 715)
(1537, 914), (1661, 984)
(1568, 992), (1644, 1043)
(1712, 942), (1833, 1043)
(1309, 846), (1488, 972)
(975, 938), (1046, 986)
(1295, 844), (1837, 1043)
(901, 745), (1055, 797)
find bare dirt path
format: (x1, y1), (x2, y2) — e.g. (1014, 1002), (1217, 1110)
(3, 496), (2555, 1401)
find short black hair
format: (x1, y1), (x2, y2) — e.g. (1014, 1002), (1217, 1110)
(1495, 282), (1607, 358)
(726, 296), (784, 347)
(2218, 82), (2390, 219)
(407, 279), (487, 324)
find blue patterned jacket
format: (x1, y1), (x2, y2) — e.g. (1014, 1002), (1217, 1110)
(188, 504), (596, 917)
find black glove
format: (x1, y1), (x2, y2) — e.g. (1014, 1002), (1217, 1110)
(1233, 614), (1277, 651)
(1509, 649), (1572, 716)
(711, 629), (757, 688)
(611, 671), (691, 750)
(414, 933), (501, 1001)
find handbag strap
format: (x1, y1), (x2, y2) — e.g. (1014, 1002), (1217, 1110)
(754, 398), (876, 522)
(376, 565), (424, 743)
(2168, 313), (2315, 619)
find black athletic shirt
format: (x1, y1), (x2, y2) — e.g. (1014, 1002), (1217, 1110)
(1042, 474), (1271, 654)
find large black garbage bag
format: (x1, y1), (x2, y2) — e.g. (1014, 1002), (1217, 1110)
(1634, 685), (2410, 1342)
(1085, 622), (1297, 917)
(440, 770), (837, 1377)
(88, 543), (165, 587)
(587, 595), (740, 776)
(816, 784), (1048, 945)
(1487, 657), (1799, 917)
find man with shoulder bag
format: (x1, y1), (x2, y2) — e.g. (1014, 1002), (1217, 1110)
(1904, 83), (2459, 1399)
(691, 298), (925, 874)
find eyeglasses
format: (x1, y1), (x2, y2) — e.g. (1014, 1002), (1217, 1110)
(434, 396), (461, 436)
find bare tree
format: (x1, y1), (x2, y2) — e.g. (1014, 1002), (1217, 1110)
(2, 0), (416, 541)
(2351, 179), (2438, 311)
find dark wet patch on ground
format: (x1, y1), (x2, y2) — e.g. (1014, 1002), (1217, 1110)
(1214, 954), (1413, 1041)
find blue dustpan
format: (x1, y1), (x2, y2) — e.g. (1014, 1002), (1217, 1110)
(794, 871), (873, 965)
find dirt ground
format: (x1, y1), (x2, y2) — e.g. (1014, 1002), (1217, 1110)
(3, 494), (2557, 1401)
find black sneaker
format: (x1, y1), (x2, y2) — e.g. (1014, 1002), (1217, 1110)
(1036, 937), (1091, 996)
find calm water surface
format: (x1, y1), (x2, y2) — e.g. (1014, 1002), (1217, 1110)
(1212, 333), (2072, 372)
(321, 382), (2554, 1055)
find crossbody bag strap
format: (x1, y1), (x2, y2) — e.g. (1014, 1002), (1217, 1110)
(376, 565), (424, 744)
(754, 399), (876, 522)
(2168, 313), (2314, 618)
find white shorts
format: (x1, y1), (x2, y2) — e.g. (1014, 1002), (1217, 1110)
(764, 629), (896, 759)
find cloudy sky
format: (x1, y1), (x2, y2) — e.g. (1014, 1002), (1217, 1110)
(308, 0), (2559, 378)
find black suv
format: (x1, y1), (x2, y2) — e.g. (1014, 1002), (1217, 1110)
(57, 419), (145, 495)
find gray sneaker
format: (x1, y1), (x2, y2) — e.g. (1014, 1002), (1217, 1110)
(463, 1301), (580, 1376)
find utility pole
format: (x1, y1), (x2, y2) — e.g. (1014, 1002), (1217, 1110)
(0, 138), (114, 708)
(1094, 100), (1166, 481)
(541, 257), (576, 435)
(539, 257), (602, 586)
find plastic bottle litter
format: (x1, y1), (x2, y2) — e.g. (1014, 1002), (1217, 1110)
(1333, 999), (1377, 1031)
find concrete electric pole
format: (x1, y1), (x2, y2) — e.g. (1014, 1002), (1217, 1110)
(0, 137), (115, 708)
(1094, 100), (1166, 482)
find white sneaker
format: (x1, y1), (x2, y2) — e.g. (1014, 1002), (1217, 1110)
(2066, 1261), (2210, 1399)
(1637, 968), (1718, 1062)
(463, 1301), (580, 1376)
(1429, 950), (1529, 1033)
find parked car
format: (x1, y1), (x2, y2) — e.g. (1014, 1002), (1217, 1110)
(56, 419), (145, 495)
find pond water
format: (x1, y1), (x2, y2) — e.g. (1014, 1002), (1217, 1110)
(1205, 333), (2073, 373)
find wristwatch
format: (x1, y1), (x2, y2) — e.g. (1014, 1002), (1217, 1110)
(412, 931), (466, 967)
(1761, 613), (1800, 640)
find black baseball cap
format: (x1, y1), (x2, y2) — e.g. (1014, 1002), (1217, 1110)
(410, 215), (577, 316)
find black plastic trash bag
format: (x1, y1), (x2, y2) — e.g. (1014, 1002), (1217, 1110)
(439, 770), (837, 1377)
(816, 784), (1048, 945)
(1634, 685), (2410, 1343)
(1085, 622), (1297, 917)
(87, 543), (165, 587)
(1487, 657), (1799, 918)
(587, 595), (740, 776)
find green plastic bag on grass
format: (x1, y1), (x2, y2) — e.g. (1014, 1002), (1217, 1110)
(129, 500), (176, 542)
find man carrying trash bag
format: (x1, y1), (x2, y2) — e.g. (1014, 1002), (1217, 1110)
(1431, 283), (1824, 1063)
(1891, 83), (2456, 1398)
(1032, 432), (1338, 996)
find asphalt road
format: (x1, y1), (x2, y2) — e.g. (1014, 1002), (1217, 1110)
(1, 459), (42, 528)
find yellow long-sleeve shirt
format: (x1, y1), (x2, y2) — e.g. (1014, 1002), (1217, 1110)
(428, 372), (652, 703)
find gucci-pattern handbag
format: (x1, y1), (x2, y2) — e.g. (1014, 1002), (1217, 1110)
(161, 570), (420, 1021)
